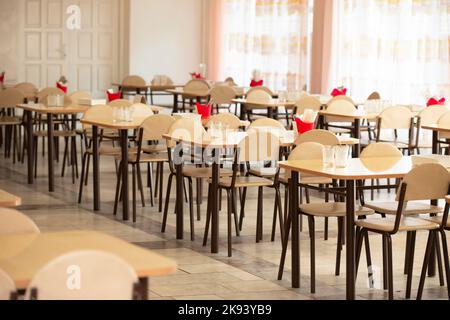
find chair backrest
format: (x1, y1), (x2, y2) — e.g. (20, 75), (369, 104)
(419, 106), (450, 127)
(184, 79), (211, 93)
(289, 142), (324, 161)
(295, 96), (322, 115)
(166, 118), (206, 148)
(14, 82), (37, 99)
(210, 85), (237, 105)
(246, 86), (274, 97)
(36, 87), (65, 103)
(249, 117), (286, 131)
(122, 75), (146, 87)
(0, 269), (15, 300)
(238, 130), (280, 163)
(367, 92), (381, 100)
(398, 163), (450, 201)
(81, 105), (114, 129)
(224, 77), (237, 86)
(246, 89), (272, 104)
(0, 88), (26, 108)
(130, 103), (154, 118)
(294, 129), (340, 146)
(326, 99), (357, 115)
(438, 112), (450, 129)
(140, 114), (176, 141)
(151, 75), (173, 86)
(25, 250), (138, 300)
(327, 95), (355, 105)
(0, 208), (40, 235)
(68, 91), (91, 105)
(360, 142), (402, 158)
(108, 99), (132, 108)
(206, 113), (242, 130)
(378, 106), (413, 129)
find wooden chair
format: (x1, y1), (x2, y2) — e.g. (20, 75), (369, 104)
(278, 143), (374, 293)
(209, 85), (237, 114)
(0, 88), (25, 163)
(25, 250), (141, 300)
(0, 269), (16, 300)
(114, 114), (175, 221)
(367, 91), (381, 100)
(434, 111), (450, 154)
(108, 99), (133, 108)
(245, 88), (273, 121)
(355, 163), (450, 300)
(294, 95), (322, 117)
(121, 75), (147, 99)
(0, 208), (40, 235)
(14, 82), (37, 102)
(375, 106), (417, 155)
(224, 77), (237, 86)
(203, 130), (283, 257)
(181, 79), (212, 112)
(205, 113), (242, 131)
(71, 91), (93, 154)
(150, 75), (174, 105)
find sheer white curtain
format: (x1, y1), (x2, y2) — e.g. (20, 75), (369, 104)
(328, 0), (450, 105)
(220, 0), (311, 91)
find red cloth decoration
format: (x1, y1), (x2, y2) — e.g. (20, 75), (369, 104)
(295, 117), (315, 134)
(331, 87), (347, 97)
(250, 79), (264, 87)
(0, 72), (4, 83)
(107, 91), (122, 102)
(427, 97), (446, 107)
(56, 82), (68, 93)
(196, 102), (212, 119)
(191, 73), (204, 79)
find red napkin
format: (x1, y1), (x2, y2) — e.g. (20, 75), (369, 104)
(331, 87), (347, 97)
(107, 91), (122, 102)
(0, 72), (5, 83)
(196, 102), (212, 119)
(250, 79), (264, 87)
(191, 73), (204, 80)
(295, 117), (315, 134)
(56, 82), (68, 93)
(427, 97), (446, 107)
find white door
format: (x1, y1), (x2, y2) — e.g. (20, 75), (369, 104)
(20, 0), (120, 97)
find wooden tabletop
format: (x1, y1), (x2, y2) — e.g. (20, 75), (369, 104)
(0, 231), (177, 289)
(81, 116), (149, 130)
(319, 110), (378, 120)
(279, 156), (412, 180)
(422, 125), (450, 133)
(232, 98), (296, 108)
(16, 103), (90, 114)
(0, 190), (21, 207)
(163, 131), (248, 148)
(112, 83), (183, 90)
(166, 88), (210, 98)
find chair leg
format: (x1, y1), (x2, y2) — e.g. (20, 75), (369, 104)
(435, 233), (445, 287)
(158, 163), (164, 213)
(335, 217), (344, 276)
(256, 186), (263, 243)
(148, 163), (154, 207)
(85, 154), (90, 186)
(271, 189), (279, 242)
(404, 231), (412, 275)
(188, 178), (195, 241)
(136, 163), (145, 207)
(363, 229), (374, 289)
(439, 230), (450, 299)
(231, 188), (240, 237)
(78, 153), (88, 203)
(406, 231), (417, 299)
(113, 164), (122, 216)
(382, 235), (388, 290)
(238, 187), (247, 231)
(386, 234), (394, 300)
(161, 173), (173, 233)
(154, 160), (160, 198)
(203, 185), (212, 246)
(417, 231), (436, 300)
(308, 215), (316, 294)
(196, 178), (202, 221)
(132, 165), (137, 222)
(61, 137), (68, 177)
(227, 189), (233, 257)
(277, 210), (292, 280)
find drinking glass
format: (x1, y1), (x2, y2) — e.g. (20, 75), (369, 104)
(322, 146), (335, 168)
(334, 145), (351, 168)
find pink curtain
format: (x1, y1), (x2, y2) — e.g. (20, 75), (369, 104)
(205, 0), (225, 81)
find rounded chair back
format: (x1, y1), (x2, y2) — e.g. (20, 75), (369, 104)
(360, 142), (402, 158)
(367, 92), (381, 100)
(166, 118), (206, 148)
(68, 91), (91, 104)
(81, 105), (113, 129)
(0, 88), (26, 108)
(378, 106), (413, 129)
(108, 99), (132, 108)
(418, 106), (450, 127)
(0, 269), (15, 300)
(289, 142), (324, 160)
(246, 86), (274, 97)
(295, 96), (321, 116)
(249, 118), (285, 131)
(184, 79), (211, 93)
(122, 75), (146, 87)
(141, 114), (176, 141)
(14, 82), (37, 100)
(151, 75), (174, 86)
(36, 87), (65, 103)
(206, 113), (242, 130)
(294, 129), (339, 146)
(238, 130), (280, 163)
(130, 103), (154, 118)
(0, 208), (40, 235)
(210, 85), (237, 105)
(25, 250), (138, 300)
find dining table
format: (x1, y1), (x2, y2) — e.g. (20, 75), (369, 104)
(80, 115), (149, 220)
(112, 83), (183, 105)
(421, 124), (450, 155)
(16, 103), (90, 192)
(0, 230), (177, 299)
(165, 88), (211, 113)
(279, 156), (418, 299)
(0, 189), (21, 207)
(231, 98), (296, 121)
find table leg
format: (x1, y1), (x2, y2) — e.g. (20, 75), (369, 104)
(211, 148), (220, 253)
(138, 277), (148, 300)
(291, 171), (300, 288)
(120, 129), (129, 221)
(432, 130), (438, 154)
(346, 180), (356, 300)
(47, 113), (54, 192)
(239, 103), (245, 121)
(92, 126), (100, 211)
(175, 142), (184, 239)
(26, 110), (34, 184)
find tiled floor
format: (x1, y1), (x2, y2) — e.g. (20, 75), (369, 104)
(0, 140), (448, 300)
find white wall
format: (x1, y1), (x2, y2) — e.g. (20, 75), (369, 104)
(129, 0), (204, 84)
(0, 1), (20, 83)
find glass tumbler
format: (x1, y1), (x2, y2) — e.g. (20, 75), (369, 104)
(334, 145), (351, 168)
(322, 146), (335, 168)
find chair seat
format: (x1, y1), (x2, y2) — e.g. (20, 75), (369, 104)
(300, 202), (373, 217)
(249, 167), (278, 177)
(219, 176), (273, 188)
(420, 216), (450, 228)
(355, 216), (439, 232)
(364, 201), (442, 215)
(184, 167), (233, 179)
(250, 168), (333, 185)
(33, 130), (76, 137)
(117, 152), (168, 164)
(142, 144), (167, 154)
(86, 146), (124, 156)
(0, 116), (21, 125)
